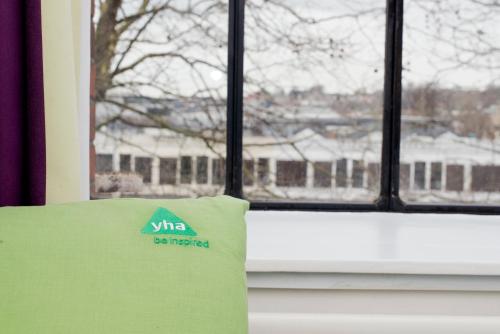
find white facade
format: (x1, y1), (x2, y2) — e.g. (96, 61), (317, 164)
(94, 125), (500, 204)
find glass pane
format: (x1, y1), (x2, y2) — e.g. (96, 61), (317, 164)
(414, 162), (426, 191)
(159, 158), (177, 185)
(96, 154), (113, 173)
(257, 158), (270, 186)
(135, 157), (152, 184)
(471, 166), (500, 192)
(212, 159), (225, 185)
(119, 154), (131, 172)
(336, 159), (348, 188)
(352, 160), (365, 189)
(243, 160), (255, 186)
(401, 0), (500, 204)
(446, 165), (464, 192)
(196, 156), (209, 185)
(93, 0), (227, 198)
(367, 163), (380, 191)
(430, 162), (442, 191)
(276, 161), (307, 187)
(399, 163), (410, 191)
(243, 0), (386, 202)
(313, 162), (332, 188)
(180, 156), (193, 185)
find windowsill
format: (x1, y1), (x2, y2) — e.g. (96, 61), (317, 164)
(246, 211), (500, 276)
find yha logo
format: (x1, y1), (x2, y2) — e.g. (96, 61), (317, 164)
(151, 220), (187, 233)
(141, 208), (197, 236)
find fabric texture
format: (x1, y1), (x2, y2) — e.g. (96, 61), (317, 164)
(72, 0), (92, 201)
(41, 0), (85, 204)
(0, 0), (46, 206)
(0, 196), (249, 334)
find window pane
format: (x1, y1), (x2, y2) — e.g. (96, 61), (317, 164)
(180, 156), (192, 184)
(352, 160), (364, 189)
(414, 162), (426, 190)
(159, 158), (177, 185)
(313, 162), (332, 188)
(196, 156), (208, 184)
(119, 154), (131, 172)
(212, 159), (225, 185)
(276, 161), (307, 187)
(243, 0), (386, 201)
(430, 162), (442, 191)
(472, 166), (500, 192)
(93, 0), (227, 198)
(401, 0), (500, 204)
(400, 163), (410, 191)
(367, 163), (380, 191)
(96, 154), (113, 173)
(135, 157), (152, 184)
(446, 165), (464, 192)
(243, 160), (255, 186)
(257, 158), (270, 186)
(336, 159), (347, 188)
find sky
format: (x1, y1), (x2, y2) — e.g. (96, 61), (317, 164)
(108, 0), (500, 98)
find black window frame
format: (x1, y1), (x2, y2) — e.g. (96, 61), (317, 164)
(223, 0), (500, 214)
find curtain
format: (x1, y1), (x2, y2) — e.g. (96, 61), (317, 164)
(42, 0), (90, 204)
(0, 0), (46, 206)
(0, 0), (91, 207)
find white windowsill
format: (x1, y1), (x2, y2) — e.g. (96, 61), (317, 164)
(245, 211), (500, 276)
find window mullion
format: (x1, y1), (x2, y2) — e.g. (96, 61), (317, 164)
(225, 0), (245, 198)
(378, 0), (404, 211)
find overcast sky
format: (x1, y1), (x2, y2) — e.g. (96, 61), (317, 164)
(110, 0), (500, 98)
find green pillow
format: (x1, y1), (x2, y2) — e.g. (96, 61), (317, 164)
(0, 196), (249, 334)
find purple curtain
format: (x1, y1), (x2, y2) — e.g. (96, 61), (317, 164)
(0, 0), (45, 206)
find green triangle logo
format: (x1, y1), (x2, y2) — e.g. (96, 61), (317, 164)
(141, 208), (197, 236)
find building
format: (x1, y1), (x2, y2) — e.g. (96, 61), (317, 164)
(94, 93), (500, 204)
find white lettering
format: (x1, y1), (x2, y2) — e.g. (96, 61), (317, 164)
(162, 220), (174, 230)
(151, 222), (162, 232)
(151, 220), (186, 232)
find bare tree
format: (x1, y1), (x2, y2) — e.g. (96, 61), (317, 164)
(92, 0), (500, 202)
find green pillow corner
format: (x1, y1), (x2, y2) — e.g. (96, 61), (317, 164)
(0, 195), (249, 334)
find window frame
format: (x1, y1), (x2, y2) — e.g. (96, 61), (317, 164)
(224, 0), (500, 214)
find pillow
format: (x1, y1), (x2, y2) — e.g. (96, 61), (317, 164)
(0, 196), (249, 334)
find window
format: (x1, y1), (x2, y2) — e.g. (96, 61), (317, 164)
(414, 162), (426, 190)
(430, 162), (442, 191)
(96, 154), (113, 173)
(257, 158), (270, 186)
(92, 0), (500, 213)
(243, 160), (255, 186)
(180, 156), (192, 185)
(119, 154), (131, 173)
(399, 0), (500, 210)
(159, 158), (177, 185)
(92, 0), (227, 198)
(472, 166), (500, 192)
(352, 161), (365, 189)
(335, 159), (348, 188)
(400, 164), (410, 191)
(243, 0), (384, 202)
(313, 162), (332, 188)
(196, 157), (209, 185)
(212, 159), (225, 185)
(367, 163), (380, 190)
(446, 165), (464, 192)
(135, 157), (152, 184)
(276, 161), (307, 187)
